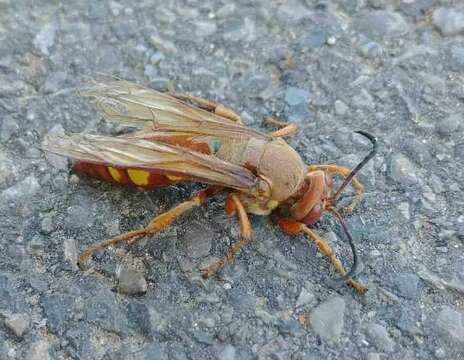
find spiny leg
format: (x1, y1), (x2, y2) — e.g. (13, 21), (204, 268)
(170, 92), (242, 123)
(278, 218), (367, 294)
(78, 187), (222, 269)
(264, 116), (299, 138)
(201, 193), (252, 278)
(308, 164), (364, 214)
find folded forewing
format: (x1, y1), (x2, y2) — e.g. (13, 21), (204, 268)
(81, 80), (268, 141)
(44, 134), (258, 191)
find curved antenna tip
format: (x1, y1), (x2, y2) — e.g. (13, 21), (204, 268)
(354, 130), (378, 153)
(331, 130), (378, 201)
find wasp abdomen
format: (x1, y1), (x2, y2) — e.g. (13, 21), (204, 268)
(73, 162), (183, 188)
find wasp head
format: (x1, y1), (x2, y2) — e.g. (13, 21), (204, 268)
(290, 131), (377, 225)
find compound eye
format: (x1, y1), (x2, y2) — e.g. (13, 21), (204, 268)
(301, 202), (323, 225)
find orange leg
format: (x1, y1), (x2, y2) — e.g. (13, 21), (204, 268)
(78, 187), (222, 268)
(264, 116), (299, 138)
(201, 194), (252, 278)
(278, 218), (367, 294)
(308, 164), (364, 214)
(170, 92), (242, 123)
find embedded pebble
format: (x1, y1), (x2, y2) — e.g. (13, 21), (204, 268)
(1, 115), (20, 143)
(42, 71), (67, 94)
(396, 202), (410, 221)
(0, 151), (13, 186)
(326, 36), (336, 46)
(295, 286), (315, 308)
(43, 124), (68, 171)
(367, 354), (381, 360)
(285, 87), (310, 122)
(393, 273), (419, 299)
(33, 23), (56, 55)
(111, 19), (137, 40)
(433, 7), (464, 36)
(389, 154), (419, 185)
(0, 176), (40, 202)
(63, 238), (79, 271)
(65, 205), (93, 230)
(304, 29), (328, 49)
(85, 288), (129, 336)
(117, 267), (148, 295)
(195, 21), (217, 38)
(436, 306), (464, 347)
(4, 313), (30, 337)
(285, 87), (310, 107)
(133, 341), (167, 360)
(360, 41), (383, 58)
(278, 318), (301, 336)
(437, 113), (462, 136)
(402, 138), (432, 165)
(450, 44), (464, 69)
(351, 89), (375, 110)
(150, 52), (165, 64)
(310, 297), (345, 341)
(184, 223), (214, 259)
(29, 235), (45, 253)
(397, 306), (422, 336)
(218, 345), (236, 360)
(365, 323), (395, 353)
(356, 10), (410, 39)
(192, 329), (215, 345)
(27, 340), (51, 360)
(334, 100), (349, 116)
(144, 64), (159, 82)
(40, 215), (54, 234)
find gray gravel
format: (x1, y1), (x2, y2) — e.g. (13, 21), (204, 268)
(1, 1), (464, 359)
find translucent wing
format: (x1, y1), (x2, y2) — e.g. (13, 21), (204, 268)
(81, 80), (269, 140)
(43, 133), (258, 192)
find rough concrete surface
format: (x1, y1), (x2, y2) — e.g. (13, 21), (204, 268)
(1, 1), (464, 359)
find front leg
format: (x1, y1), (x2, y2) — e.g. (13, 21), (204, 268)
(278, 218), (367, 294)
(308, 164), (365, 214)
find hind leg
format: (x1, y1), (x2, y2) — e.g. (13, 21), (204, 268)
(78, 187), (222, 268)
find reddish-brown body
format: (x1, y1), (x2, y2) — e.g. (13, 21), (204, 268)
(73, 162), (174, 188)
(43, 80), (377, 294)
(73, 134), (307, 216)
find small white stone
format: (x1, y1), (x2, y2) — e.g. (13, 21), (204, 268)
(5, 313), (30, 337)
(327, 36), (336, 45)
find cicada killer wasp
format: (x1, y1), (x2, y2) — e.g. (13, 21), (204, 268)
(43, 80), (377, 293)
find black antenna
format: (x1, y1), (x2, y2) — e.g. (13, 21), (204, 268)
(328, 207), (358, 280)
(331, 131), (378, 202)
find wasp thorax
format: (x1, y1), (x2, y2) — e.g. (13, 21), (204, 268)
(256, 138), (306, 202)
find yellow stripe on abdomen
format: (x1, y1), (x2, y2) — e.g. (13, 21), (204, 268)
(127, 169), (150, 186)
(166, 175), (184, 182)
(108, 167), (122, 183)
